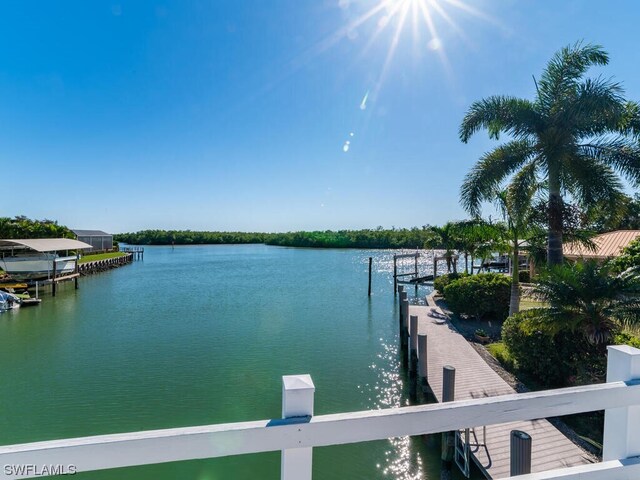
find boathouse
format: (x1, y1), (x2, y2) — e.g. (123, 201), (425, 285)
(72, 229), (113, 252)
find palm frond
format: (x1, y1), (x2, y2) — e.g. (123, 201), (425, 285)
(562, 154), (625, 209)
(460, 140), (536, 216)
(459, 96), (540, 142)
(570, 76), (627, 137)
(578, 138), (640, 186)
(537, 41), (609, 112)
(619, 101), (640, 139)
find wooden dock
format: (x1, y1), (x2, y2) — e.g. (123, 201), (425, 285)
(121, 246), (144, 260)
(407, 299), (595, 479)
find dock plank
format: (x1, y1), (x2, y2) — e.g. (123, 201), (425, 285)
(408, 301), (594, 479)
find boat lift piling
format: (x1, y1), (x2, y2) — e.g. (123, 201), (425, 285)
(368, 257), (372, 297)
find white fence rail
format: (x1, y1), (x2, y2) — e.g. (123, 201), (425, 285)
(1, 346), (639, 480)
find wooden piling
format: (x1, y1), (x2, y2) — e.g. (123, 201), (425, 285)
(408, 314), (419, 402)
(418, 333), (427, 381)
(74, 253), (79, 289)
(393, 255), (398, 294)
(441, 365), (456, 480)
(400, 292), (408, 366)
(401, 292), (409, 332)
(510, 430), (532, 476)
(51, 260), (57, 297)
(368, 257), (372, 297)
(409, 315), (418, 373)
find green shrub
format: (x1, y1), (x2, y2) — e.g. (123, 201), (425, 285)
(502, 311), (588, 387)
(610, 237), (640, 273)
(487, 342), (516, 372)
(443, 273), (511, 320)
(433, 272), (469, 294)
(614, 332), (640, 349)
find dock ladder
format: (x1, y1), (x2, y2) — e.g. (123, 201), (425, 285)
(455, 426), (487, 477)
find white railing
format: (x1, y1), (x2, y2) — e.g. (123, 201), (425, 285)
(1, 346), (639, 480)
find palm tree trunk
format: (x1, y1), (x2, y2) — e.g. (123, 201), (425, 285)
(464, 253), (469, 274)
(548, 165), (564, 266)
(509, 246), (520, 316)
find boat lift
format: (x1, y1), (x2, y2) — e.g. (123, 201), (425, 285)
(393, 251), (461, 294)
(0, 238), (93, 296)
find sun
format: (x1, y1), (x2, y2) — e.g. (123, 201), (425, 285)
(331, 0), (499, 100)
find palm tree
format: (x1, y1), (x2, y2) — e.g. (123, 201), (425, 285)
(528, 261), (640, 349)
(495, 188), (541, 316)
(455, 219), (504, 274)
(426, 222), (461, 273)
(459, 42), (640, 265)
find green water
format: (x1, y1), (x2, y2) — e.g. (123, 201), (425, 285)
(0, 245), (473, 479)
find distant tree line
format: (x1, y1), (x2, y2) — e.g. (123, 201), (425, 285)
(111, 193), (640, 249)
(113, 227), (440, 249)
(0, 216), (73, 239)
(114, 230), (270, 246)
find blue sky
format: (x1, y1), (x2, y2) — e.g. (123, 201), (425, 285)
(3, 0), (640, 233)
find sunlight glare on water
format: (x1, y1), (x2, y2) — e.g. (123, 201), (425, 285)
(0, 245), (472, 479)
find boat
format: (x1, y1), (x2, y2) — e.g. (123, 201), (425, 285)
(0, 253), (77, 280)
(0, 291), (21, 311)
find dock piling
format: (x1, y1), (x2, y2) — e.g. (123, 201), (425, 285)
(401, 292), (408, 332)
(393, 255), (398, 294)
(74, 253), (79, 289)
(398, 285), (405, 325)
(51, 260), (57, 297)
(368, 257), (372, 297)
(441, 365), (456, 480)
(400, 292), (408, 366)
(510, 430), (532, 476)
(409, 315), (418, 373)
(442, 365), (455, 402)
(418, 333), (428, 381)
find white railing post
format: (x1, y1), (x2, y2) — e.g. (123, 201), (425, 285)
(281, 374), (315, 480)
(603, 345), (640, 461)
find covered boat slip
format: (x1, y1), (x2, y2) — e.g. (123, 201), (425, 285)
(0, 238), (92, 253)
(0, 238), (92, 293)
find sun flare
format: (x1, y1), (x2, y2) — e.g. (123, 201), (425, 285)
(334, 0), (499, 101)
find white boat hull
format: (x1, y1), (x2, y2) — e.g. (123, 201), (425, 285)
(0, 254), (76, 280)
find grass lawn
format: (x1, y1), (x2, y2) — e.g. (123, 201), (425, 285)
(79, 252), (127, 264)
(519, 298), (545, 310)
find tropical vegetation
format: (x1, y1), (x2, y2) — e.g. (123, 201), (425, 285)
(459, 42), (640, 266)
(442, 273), (511, 321)
(0, 216), (73, 239)
(525, 261), (640, 348)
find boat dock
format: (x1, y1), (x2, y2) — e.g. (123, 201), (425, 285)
(392, 251), (460, 293)
(121, 246), (144, 260)
(402, 295), (594, 478)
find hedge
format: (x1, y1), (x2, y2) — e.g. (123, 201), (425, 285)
(433, 272), (469, 294)
(443, 273), (511, 320)
(502, 311), (585, 387)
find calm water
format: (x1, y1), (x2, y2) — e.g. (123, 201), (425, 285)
(0, 245), (473, 479)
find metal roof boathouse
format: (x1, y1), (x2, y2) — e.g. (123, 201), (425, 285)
(72, 229), (113, 252)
